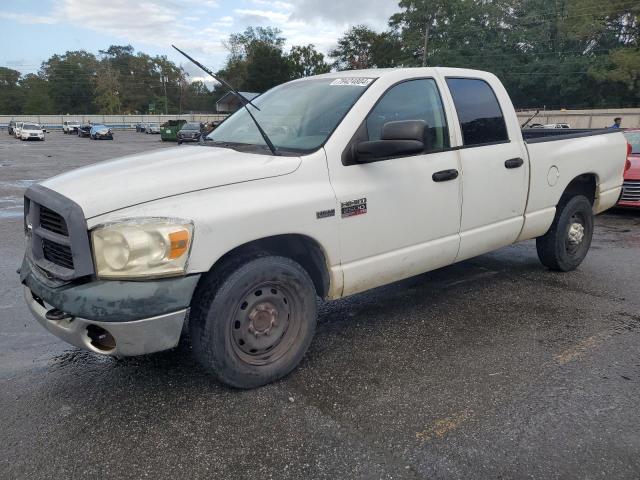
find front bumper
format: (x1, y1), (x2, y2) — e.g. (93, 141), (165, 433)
(25, 287), (187, 355)
(20, 256), (201, 355)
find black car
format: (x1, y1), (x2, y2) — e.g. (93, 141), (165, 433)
(8, 120), (16, 135)
(77, 123), (92, 138)
(177, 122), (204, 144)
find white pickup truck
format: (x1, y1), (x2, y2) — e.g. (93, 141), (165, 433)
(20, 68), (627, 388)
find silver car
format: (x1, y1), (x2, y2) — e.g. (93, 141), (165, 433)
(145, 122), (161, 134)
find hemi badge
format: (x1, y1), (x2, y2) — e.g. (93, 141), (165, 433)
(316, 209), (335, 219)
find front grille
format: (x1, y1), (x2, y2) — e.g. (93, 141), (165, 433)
(621, 180), (640, 202)
(25, 185), (93, 281)
(40, 206), (69, 236)
(42, 238), (74, 269)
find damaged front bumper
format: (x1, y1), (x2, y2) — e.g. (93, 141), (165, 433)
(20, 257), (201, 356)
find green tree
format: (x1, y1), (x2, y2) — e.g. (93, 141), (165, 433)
(288, 44), (331, 78)
(329, 25), (401, 70)
(0, 67), (24, 114)
(218, 27), (292, 92)
(94, 64), (122, 114)
(42, 50), (98, 113)
(20, 74), (53, 114)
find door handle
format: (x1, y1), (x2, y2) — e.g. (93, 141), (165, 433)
(432, 169), (459, 182)
(505, 157), (524, 169)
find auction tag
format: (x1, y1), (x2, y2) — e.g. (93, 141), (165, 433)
(330, 78), (374, 86)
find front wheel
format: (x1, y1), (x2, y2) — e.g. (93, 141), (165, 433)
(536, 195), (594, 272)
(190, 256), (318, 389)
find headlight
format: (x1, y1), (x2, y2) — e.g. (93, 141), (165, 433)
(91, 219), (193, 279)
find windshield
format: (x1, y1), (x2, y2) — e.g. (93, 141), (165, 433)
(148, 123), (159, 127)
(624, 131), (640, 154)
(23, 123), (39, 130)
(183, 123), (201, 130)
(208, 77), (375, 152)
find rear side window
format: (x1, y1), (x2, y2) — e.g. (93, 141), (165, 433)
(446, 78), (508, 146)
(366, 79), (449, 152)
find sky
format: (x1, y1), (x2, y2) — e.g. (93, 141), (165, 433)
(0, 0), (399, 83)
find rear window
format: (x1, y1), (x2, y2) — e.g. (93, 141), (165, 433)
(446, 78), (508, 146)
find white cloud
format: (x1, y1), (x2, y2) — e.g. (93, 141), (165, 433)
(1, 0), (401, 75)
(0, 12), (57, 24)
(289, 0), (398, 31)
(234, 9), (290, 24)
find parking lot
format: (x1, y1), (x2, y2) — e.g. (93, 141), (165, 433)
(1, 130), (639, 479)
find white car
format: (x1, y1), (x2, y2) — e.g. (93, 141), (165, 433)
(63, 120), (81, 134)
(13, 121), (24, 138)
(20, 123), (45, 141)
(20, 67), (627, 389)
(543, 123), (571, 129)
(145, 122), (161, 134)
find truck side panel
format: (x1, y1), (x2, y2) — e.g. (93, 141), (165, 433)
(87, 149), (345, 299)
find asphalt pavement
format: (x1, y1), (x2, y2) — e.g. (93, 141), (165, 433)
(1, 130), (639, 479)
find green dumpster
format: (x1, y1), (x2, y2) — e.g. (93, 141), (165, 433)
(160, 120), (187, 142)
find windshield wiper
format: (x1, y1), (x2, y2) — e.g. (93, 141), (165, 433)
(172, 45), (280, 156)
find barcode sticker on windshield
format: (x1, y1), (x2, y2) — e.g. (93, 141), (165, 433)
(330, 78), (374, 86)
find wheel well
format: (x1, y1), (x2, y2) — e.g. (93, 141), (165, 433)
(206, 234), (330, 299)
(561, 174), (597, 205)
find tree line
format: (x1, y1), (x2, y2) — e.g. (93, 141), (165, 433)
(1, 0), (638, 114)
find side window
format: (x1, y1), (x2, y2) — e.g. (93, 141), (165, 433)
(446, 78), (508, 146)
(366, 79), (449, 153)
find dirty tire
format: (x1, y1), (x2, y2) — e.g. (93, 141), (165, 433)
(536, 195), (594, 272)
(190, 255), (317, 389)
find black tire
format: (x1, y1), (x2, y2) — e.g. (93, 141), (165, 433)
(190, 255), (318, 389)
(536, 195), (594, 272)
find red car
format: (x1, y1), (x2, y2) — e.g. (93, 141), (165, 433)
(618, 129), (640, 208)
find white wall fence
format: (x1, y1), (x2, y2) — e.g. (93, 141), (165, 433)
(0, 114), (228, 129)
(3, 108), (640, 130)
(516, 108), (640, 129)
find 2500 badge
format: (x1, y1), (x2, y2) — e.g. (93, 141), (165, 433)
(341, 198), (367, 218)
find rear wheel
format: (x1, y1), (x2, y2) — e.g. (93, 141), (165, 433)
(190, 255), (318, 389)
(536, 195), (594, 272)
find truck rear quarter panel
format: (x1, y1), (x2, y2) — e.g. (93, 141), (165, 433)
(519, 132), (627, 240)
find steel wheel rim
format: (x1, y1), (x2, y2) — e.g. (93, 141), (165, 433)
(230, 283), (299, 366)
(565, 212), (586, 255)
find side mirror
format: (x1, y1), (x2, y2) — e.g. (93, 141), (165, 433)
(356, 120), (427, 162)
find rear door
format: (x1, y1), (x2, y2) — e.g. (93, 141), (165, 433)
(444, 76), (529, 261)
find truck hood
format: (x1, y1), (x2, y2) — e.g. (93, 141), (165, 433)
(41, 146), (301, 218)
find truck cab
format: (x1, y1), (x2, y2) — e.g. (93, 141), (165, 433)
(20, 68), (627, 388)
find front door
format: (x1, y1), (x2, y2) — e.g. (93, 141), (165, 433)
(326, 78), (462, 297)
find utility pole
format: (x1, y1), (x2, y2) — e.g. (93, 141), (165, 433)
(422, 15), (431, 67)
(162, 73), (168, 115)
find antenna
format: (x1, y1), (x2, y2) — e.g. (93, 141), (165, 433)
(172, 45), (279, 156)
(521, 109), (540, 129)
